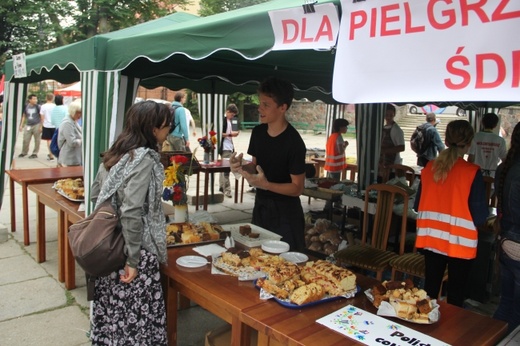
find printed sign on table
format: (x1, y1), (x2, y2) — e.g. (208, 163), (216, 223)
(316, 305), (450, 346)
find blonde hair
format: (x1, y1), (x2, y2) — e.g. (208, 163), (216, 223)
(432, 120), (474, 182)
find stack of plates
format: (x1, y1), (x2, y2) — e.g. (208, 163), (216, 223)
(261, 240), (290, 254)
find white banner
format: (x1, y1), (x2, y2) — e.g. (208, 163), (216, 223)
(269, 3), (340, 51)
(13, 53), (27, 78)
(333, 0), (520, 103)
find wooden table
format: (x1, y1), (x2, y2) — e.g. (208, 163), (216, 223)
(6, 166), (83, 245)
(196, 159), (244, 210)
(28, 183), (83, 289)
(161, 246), (508, 346)
(241, 274), (508, 346)
(161, 245), (262, 346)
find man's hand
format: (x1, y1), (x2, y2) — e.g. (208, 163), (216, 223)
(243, 165), (269, 190)
(230, 152), (243, 174)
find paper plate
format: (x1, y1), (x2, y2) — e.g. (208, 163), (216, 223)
(261, 240), (290, 254)
(280, 252), (309, 264)
(176, 255), (209, 268)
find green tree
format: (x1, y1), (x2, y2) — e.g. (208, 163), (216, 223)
(198, 0), (268, 17)
(1, 0), (190, 72)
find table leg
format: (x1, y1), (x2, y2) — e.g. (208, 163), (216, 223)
(203, 171), (209, 210)
(36, 197), (46, 263)
(9, 178), (16, 232)
(195, 171), (200, 211)
(64, 216), (76, 290)
(240, 177), (244, 203)
(234, 178), (239, 203)
(57, 210), (65, 282)
(22, 182), (30, 245)
(166, 278), (179, 346)
(231, 315), (251, 346)
(257, 331), (270, 346)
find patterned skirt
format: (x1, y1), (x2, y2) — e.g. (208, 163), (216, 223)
(90, 249), (167, 346)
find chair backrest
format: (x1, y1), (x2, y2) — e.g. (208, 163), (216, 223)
(382, 164), (416, 187)
(482, 176), (497, 207)
(361, 183), (409, 255)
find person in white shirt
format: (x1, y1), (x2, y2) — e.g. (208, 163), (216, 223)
(219, 104), (240, 198)
(468, 112), (507, 177)
(184, 107), (197, 138)
(40, 93), (56, 161)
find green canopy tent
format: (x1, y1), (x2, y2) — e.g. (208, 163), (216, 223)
(2, 1), (349, 212)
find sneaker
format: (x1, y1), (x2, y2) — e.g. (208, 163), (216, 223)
(18, 154), (26, 158)
(29, 154), (38, 159)
(225, 192), (232, 198)
(47, 155), (55, 161)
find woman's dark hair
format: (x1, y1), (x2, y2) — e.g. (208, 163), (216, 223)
(496, 122), (520, 213)
(54, 95), (64, 105)
(102, 101), (172, 169)
(331, 118), (349, 133)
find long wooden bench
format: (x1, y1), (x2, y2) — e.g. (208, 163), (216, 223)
(240, 121), (260, 130)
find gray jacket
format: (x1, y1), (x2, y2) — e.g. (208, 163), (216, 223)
(57, 116), (82, 166)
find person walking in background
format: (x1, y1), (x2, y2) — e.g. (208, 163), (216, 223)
(57, 100), (83, 167)
(493, 122), (520, 333)
(18, 94), (42, 158)
(184, 106), (197, 138)
(416, 112), (445, 167)
(50, 95), (68, 128)
(89, 101), (170, 345)
(324, 118), (349, 181)
(468, 112), (507, 177)
(378, 104), (405, 180)
(165, 91), (189, 151)
(414, 120), (488, 307)
(219, 103), (240, 198)
(230, 77), (306, 252)
(40, 93), (56, 161)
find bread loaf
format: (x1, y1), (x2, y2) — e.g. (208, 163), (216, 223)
(289, 283), (324, 305)
(310, 260), (356, 292)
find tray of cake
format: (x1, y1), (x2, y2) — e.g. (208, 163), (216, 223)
(53, 178), (85, 202)
(165, 222), (229, 247)
(219, 223), (282, 248)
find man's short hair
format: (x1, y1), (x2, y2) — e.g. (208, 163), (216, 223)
(226, 103), (239, 115)
(385, 104), (396, 114)
(258, 77), (294, 109)
(426, 112), (437, 123)
(482, 112), (499, 129)
(174, 90), (185, 102)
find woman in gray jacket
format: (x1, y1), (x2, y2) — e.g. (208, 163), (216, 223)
(57, 100), (82, 166)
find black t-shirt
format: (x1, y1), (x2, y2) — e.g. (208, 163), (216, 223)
(248, 123), (306, 200)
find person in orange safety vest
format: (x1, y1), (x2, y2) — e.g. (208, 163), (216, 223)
(414, 119), (488, 307)
(324, 118), (349, 180)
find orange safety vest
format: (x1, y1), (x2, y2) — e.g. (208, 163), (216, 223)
(324, 133), (347, 173)
(415, 158), (479, 259)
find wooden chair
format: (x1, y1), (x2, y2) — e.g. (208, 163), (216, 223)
(389, 246), (448, 299)
(335, 183), (409, 281)
(382, 164), (416, 187)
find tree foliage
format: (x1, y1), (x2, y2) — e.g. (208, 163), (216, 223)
(198, 0), (268, 17)
(1, 0), (190, 73)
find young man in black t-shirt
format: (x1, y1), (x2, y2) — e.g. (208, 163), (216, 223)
(230, 77), (306, 251)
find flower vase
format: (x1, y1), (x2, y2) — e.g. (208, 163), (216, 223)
(203, 151), (211, 164)
(174, 204), (188, 223)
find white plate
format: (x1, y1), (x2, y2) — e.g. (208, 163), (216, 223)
(280, 252), (309, 264)
(261, 240), (290, 254)
(176, 255), (209, 268)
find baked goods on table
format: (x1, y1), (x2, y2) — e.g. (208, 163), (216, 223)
(53, 178), (85, 200)
(367, 279), (438, 324)
(165, 222), (227, 246)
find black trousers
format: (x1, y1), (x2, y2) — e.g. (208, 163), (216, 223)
(423, 249), (474, 307)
